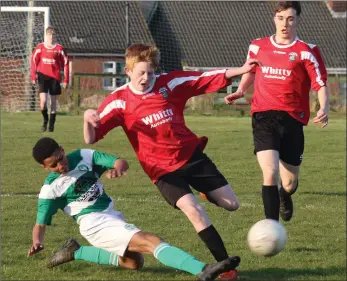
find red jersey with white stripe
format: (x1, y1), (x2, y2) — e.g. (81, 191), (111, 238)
(94, 70), (230, 182)
(31, 43), (69, 83)
(247, 36), (327, 125)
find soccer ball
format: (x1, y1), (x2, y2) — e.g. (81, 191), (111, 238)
(247, 219), (287, 257)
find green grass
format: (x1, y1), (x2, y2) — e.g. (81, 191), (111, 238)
(1, 112), (346, 280)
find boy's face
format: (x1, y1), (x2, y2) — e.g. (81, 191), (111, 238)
(126, 61), (155, 92)
(274, 8), (298, 40)
(42, 147), (69, 174)
(45, 30), (56, 45)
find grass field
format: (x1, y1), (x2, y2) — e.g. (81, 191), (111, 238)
(1, 112), (346, 280)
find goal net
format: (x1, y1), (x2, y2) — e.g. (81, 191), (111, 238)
(0, 6), (49, 112)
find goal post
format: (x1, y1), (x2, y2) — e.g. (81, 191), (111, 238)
(0, 6), (50, 31)
(0, 6), (50, 112)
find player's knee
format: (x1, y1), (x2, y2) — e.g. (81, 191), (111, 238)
(129, 254), (144, 270)
(262, 167), (279, 185)
(121, 252), (144, 270)
(215, 196), (239, 211)
(184, 204), (207, 224)
(282, 178), (298, 194)
(222, 199), (240, 211)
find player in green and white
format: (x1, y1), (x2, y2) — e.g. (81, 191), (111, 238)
(28, 137), (240, 281)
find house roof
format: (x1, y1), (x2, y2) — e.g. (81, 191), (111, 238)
(1, 1), (154, 56)
(148, 1), (346, 71)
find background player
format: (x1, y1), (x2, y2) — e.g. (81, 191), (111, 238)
(31, 26), (69, 132)
(224, 1), (329, 222)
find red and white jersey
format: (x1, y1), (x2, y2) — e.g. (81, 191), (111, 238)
(94, 70), (230, 182)
(247, 36), (327, 125)
(31, 43), (69, 83)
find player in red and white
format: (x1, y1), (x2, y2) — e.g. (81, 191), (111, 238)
(31, 26), (69, 132)
(83, 43), (258, 280)
(224, 1), (329, 222)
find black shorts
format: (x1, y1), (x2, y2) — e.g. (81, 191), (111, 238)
(37, 72), (61, 96)
(155, 148), (228, 208)
(252, 110), (304, 166)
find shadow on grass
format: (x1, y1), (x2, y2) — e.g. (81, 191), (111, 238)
(238, 266), (346, 280)
(300, 191), (347, 197)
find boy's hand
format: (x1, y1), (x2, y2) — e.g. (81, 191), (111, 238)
(84, 109), (100, 128)
(105, 159), (129, 179)
(313, 108), (329, 128)
(27, 243), (44, 257)
(224, 89), (244, 105)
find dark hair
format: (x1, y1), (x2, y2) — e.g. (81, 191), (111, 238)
(274, 1), (301, 16)
(33, 137), (60, 164)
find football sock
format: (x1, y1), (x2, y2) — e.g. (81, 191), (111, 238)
(154, 242), (206, 275)
(74, 246), (119, 265)
(262, 185), (280, 221)
(49, 113), (56, 126)
(41, 109), (48, 123)
(198, 225), (229, 262)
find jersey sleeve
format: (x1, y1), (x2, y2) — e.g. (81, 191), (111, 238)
(92, 151), (118, 169)
(36, 185), (59, 225)
(94, 94), (125, 142)
(31, 45), (41, 81)
(246, 41), (260, 73)
(301, 46), (327, 91)
(166, 69), (230, 100)
(60, 47), (69, 83)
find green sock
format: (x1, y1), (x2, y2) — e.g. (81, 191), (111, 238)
(153, 242), (206, 275)
(74, 246), (118, 265)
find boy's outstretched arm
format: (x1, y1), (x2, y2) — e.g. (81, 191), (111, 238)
(225, 59), (259, 79)
(28, 224), (46, 257)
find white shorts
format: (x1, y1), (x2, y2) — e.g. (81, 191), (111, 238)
(78, 209), (141, 256)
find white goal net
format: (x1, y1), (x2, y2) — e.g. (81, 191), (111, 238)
(0, 6), (49, 112)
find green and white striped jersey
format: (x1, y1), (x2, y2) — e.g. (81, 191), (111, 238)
(36, 149), (118, 225)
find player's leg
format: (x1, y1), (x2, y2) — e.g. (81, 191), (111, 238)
(48, 238), (121, 268)
(48, 79), (61, 132)
(278, 114), (304, 221)
(187, 149), (239, 211)
(252, 111), (282, 221)
(37, 73), (49, 132)
(156, 172), (230, 264)
(127, 231), (240, 280)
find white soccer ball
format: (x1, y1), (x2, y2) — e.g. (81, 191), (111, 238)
(247, 219), (287, 257)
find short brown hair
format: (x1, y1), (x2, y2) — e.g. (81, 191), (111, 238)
(45, 26), (55, 34)
(125, 43), (160, 71)
(274, 1), (301, 16)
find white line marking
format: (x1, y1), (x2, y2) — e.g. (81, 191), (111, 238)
(0, 193), (340, 211)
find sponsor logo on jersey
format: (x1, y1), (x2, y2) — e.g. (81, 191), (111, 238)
(273, 50), (286, 55)
(159, 87), (169, 99)
(300, 112), (304, 119)
(261, 66), (292, 80)
(141, 108), (174, 128)
(75, 182), (102, 202)
(289, 52), (298, 62)
(42, 58), (56, 64)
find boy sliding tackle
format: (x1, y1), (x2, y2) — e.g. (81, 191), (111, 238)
(28, 137), (240, 281)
